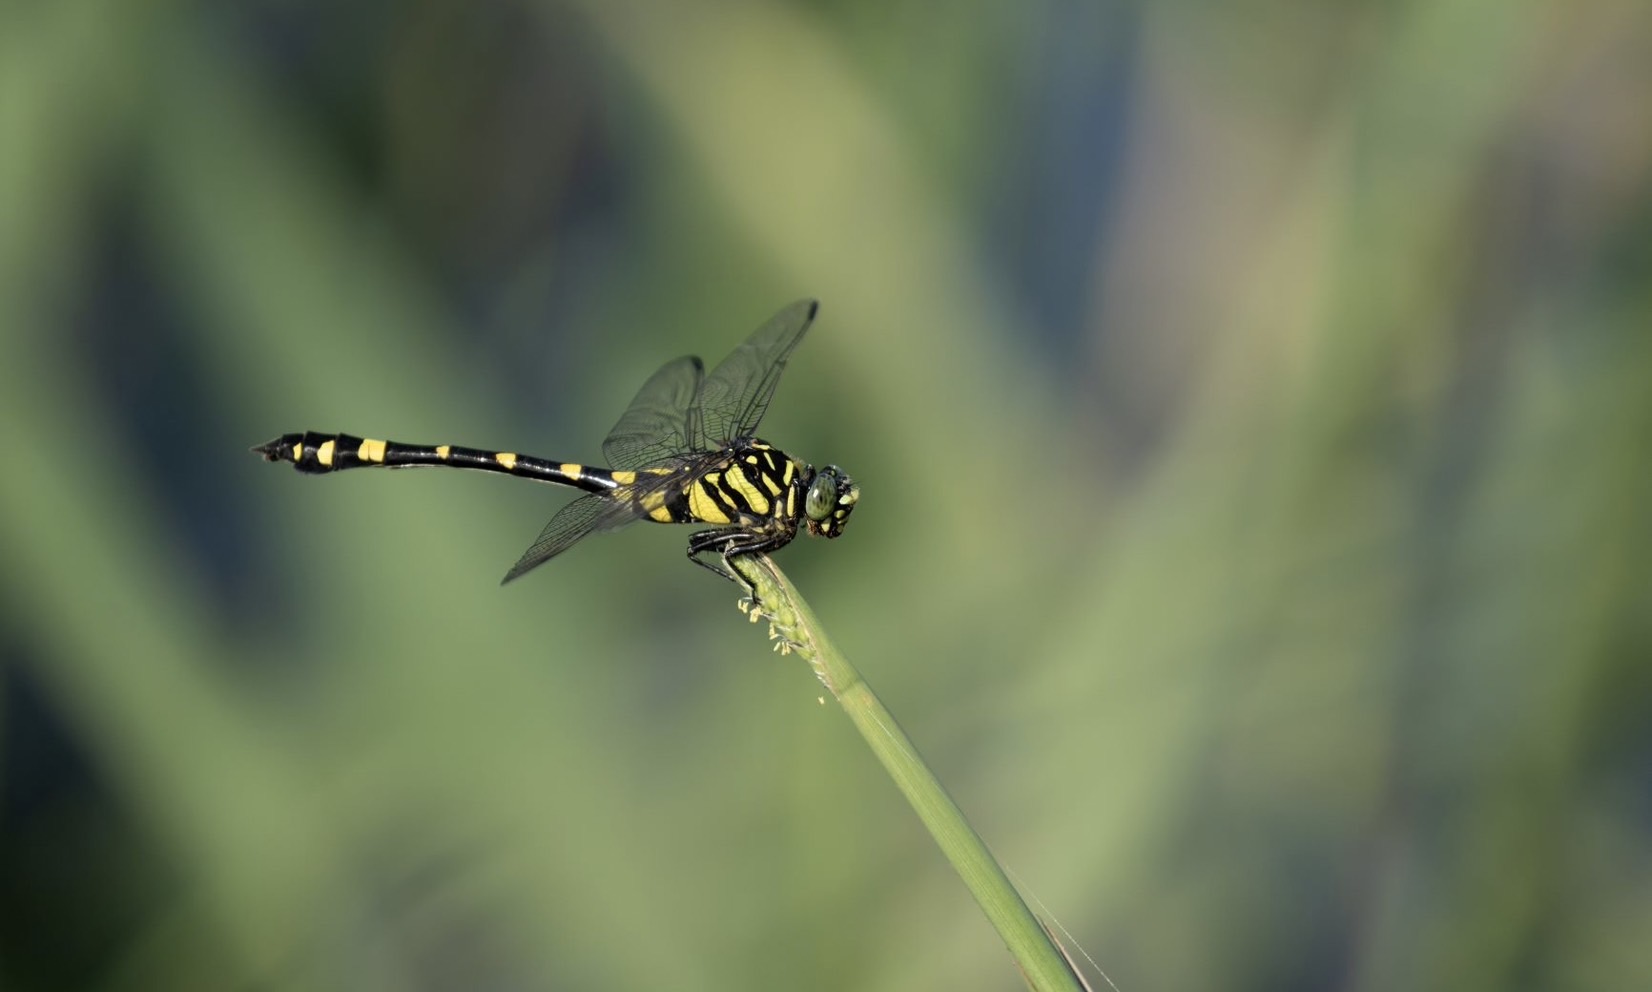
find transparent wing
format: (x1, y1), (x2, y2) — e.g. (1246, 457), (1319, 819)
(601, 355), (705, 470)
(692, 299), (819, 448)
(500, 492), (643, 584)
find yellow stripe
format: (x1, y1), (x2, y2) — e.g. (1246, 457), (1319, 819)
(638, 490), (674, 522)
(436, 445), (451, 459)
(317, 439), (335, 466)
(495, 452), (518, 470)
(292, 443), (304, 461)
(785, 487), (797, 520)
(560, 462), (582, 477)
(358, 438), (386, 463)
(759, 468), (783, 496)
(723, 464), (769, 514)
(610, 470), (636, 485)
(688, 481), (731, 524)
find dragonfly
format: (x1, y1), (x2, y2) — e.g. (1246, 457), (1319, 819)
(252, 299), (859, 600)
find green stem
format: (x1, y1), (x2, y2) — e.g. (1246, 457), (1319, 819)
(732, 556), (1085, 992)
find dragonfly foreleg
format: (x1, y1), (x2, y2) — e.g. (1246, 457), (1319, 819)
(686, 528), (790, 602)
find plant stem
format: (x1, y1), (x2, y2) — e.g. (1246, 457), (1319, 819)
(733, 555), (1085, 992)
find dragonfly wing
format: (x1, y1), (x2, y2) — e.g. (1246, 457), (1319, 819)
(500, 492), (643, 584)
(693, 299), (818, 447)
(601, 355), (705, 470)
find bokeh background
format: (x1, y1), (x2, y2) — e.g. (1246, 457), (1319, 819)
(4, 0), (1651, 989)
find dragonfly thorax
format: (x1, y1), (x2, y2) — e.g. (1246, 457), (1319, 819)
(661, 438), (856, 543)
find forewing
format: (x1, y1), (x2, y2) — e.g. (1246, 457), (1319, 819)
(694, 299), (818, 446)
(601, 355), (704, 469)
(499, 492), (641, 584)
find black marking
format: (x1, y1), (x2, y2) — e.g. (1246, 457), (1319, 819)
(718, 473), (750, 515)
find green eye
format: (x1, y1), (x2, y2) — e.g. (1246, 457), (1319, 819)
(803, 465), (858, 539)
(805, 471), (840, 522)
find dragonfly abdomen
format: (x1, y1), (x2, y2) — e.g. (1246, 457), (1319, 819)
(252, 431), (617, 494)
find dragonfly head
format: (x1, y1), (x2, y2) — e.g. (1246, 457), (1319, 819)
(803, 465), (858, 539)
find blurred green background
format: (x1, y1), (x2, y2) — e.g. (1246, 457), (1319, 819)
(3, 0), (1651, 989)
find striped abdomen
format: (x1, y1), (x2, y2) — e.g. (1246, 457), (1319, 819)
(253, 432), (810, 533)
(252, 431), (619, 494)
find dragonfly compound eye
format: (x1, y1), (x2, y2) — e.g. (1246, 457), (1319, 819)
(805, 465), (858, 538)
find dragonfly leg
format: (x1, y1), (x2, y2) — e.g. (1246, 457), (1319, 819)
(686, 528), (790, 603)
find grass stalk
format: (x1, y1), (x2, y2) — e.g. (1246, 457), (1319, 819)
(732, 555), (1086, 992)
